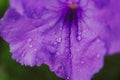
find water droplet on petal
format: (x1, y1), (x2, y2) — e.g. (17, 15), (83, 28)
(60, 27), (62, 30)
(96, 54), (100, 58)
(66, 77), (70, 80)
(29, 45), (33, 48)
(54, 42), (57, 45)
(77, 69), (80, 72)
(28, 38), (32, 42)
(56, 65), (65, 77)
(36, 58), (39, 62)
(56, 52), (61, 55)
(21, 53), (25, 57)
(78, 69), (82, 72)
(34, 48), (37, 51)
(65, 48), (69, 53)
(81, 60), (85, 64)
(69, 54), (73, 58)
(77, 49), (80, 52)
(56, 37), (62, 43)
(77, 36), (81, 41)
(78, 31), (82, 35)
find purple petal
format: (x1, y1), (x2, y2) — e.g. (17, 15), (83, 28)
(68, 21), (107, 80)
(94, 0), (120, 54)
(9, 0), (63, 18)
(0, 7), (60, 66)
(0, 0), (120, 80)
(0, 6), (72, 78)
(9, 0), (24, 15)
(93, 0), (110, 9)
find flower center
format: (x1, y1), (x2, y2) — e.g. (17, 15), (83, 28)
(69, 2), (78, 10)
(63, 2), (79, 25)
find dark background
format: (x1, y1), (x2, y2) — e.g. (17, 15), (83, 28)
(0, 0), (120, 80)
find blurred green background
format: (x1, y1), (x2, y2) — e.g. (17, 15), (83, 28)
(0, 0), (120, 80)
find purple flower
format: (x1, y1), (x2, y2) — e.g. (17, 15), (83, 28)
(0, 0), (120, 80)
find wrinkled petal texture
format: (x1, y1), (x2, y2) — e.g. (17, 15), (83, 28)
(9, 0), (62, 18)
(92, 0), (120, 54)
(0, 0), (120, 80)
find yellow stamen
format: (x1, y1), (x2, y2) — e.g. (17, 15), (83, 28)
(69, 2), (78, 9)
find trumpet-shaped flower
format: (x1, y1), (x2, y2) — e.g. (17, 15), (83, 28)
(0, 0), (120, 80)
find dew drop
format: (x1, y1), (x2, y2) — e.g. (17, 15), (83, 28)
(77, 69), (80, 72)
(77, 49), (80, 52)
(65, 48), (69, 52)
(77, 69), (82, 72)
(81, 60), (85, 64)
(28, 38), (32, 42)
(66, 77), (70, 80)
(69, 54), (73, 58)
(78, 31), (82, 35)
(33, 29), (37, 32)
(29, 45), (33, 48)
(77, 36), (81, 41)
(56, 65), (65, 76)
(91, 47), (94, 50)
(56, 37), (62, 43)
(34, 48), (37, 51)
(60, 27), (62, 30)
(21, 53), (25, 57)
(56, 52), (61, 55)
(96, 54), (100, 58)
(36, 58), (39, 62)
(53, 42), (57, 45)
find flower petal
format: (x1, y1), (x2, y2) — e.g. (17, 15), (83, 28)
(72, 40), (106, 80)
(0, 0), (120, 80)
(70, 22), (107, 80)
(93, 0), (111, 9)
(9, 0), (64, 18)
(0, 7), (71, 78)
(9, 0), (24, 15)
(93, 0), (120, 54)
